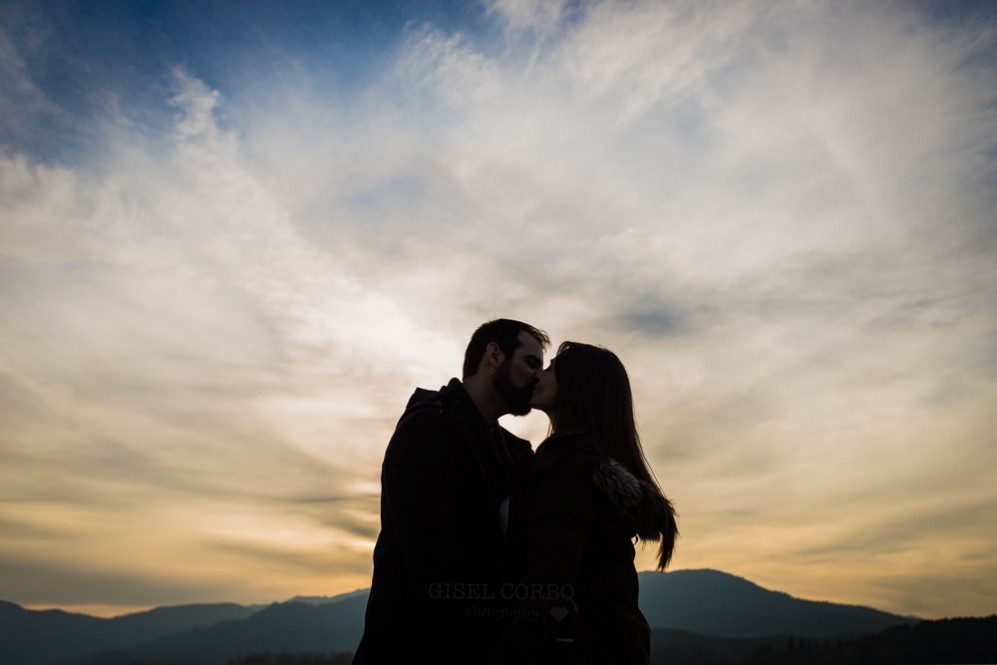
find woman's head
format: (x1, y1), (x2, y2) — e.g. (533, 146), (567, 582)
(539, 341), (642, 475)
(535, 342), (635, 443)
(532, 341), (678, 569)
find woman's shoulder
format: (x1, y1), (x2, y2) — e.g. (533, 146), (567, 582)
(531, 428), (602, 474)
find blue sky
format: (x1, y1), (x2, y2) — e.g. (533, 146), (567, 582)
(3, 1), (489, 159)
(1, 0), (996, 619)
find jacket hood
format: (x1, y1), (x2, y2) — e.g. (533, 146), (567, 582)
(592, 455), (678, 567)
(404, 379), (532, 452)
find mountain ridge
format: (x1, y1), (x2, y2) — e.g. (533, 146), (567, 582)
(0, 569), (929, 665)
(638, 569), (917, 637)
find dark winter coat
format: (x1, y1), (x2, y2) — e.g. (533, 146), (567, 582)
(487, 428), (673, 665)
(353, 378), (533, 665)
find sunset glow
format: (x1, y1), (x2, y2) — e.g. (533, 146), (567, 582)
(1, 0), (995, 620)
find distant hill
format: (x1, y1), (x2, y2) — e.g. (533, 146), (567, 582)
(101, 603), (263, 642)
(284, 590), (368, 606)
(0, 568), (927, 665)
(0, 600), (109, 665)
(839, 615), (997, 665)
(649, 615), (997, 664)
(0, 600), (257, 665)
(80, 596), (368, 665)
(638, 569), (916, 637)
(650, 627), (806, 665)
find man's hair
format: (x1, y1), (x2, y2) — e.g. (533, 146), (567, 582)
(462, 319), (550, 378)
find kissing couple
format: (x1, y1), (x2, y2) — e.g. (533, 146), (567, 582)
(353, 319), (678, 665)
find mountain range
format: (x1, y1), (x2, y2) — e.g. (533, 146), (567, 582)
(0, 569), (923, 665)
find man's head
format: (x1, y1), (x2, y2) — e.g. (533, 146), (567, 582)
(462, 319), (550, 416)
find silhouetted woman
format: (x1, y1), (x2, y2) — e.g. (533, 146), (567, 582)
(487, 341), (678, 665)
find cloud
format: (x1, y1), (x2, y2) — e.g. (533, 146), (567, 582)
(0, 554), (241, 607)
(0, 67), (426, 607)
(1, 0), (995, 617)
(0, 26), (63, 153)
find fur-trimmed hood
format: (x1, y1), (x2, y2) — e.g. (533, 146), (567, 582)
(592, 456), (673, 539)
(525, 428), (679, 569)
(592, 455), (679, 569)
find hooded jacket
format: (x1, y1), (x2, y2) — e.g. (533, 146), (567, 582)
(354, 379), (533, 665)
(487, 428), (675, 665)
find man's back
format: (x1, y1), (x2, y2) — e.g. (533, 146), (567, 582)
(353, 379), (531, 665)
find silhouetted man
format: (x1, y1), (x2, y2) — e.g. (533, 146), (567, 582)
(353, 319), (549, 665)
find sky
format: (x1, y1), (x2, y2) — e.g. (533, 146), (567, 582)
(1, 0), (995, 621)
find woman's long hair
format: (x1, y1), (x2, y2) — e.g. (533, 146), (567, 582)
(550, 341), (678, 570)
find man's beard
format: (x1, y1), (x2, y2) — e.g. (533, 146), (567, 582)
(493, 361), (535, 416)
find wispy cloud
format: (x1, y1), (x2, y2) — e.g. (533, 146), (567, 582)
(0, 0), (994, 617)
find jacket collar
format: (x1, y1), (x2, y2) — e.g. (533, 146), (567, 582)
(407, 378), (533, 456)
(403, 378), (489, 431)
(530, 428), (601, 474)
(531, 429), (676, 542)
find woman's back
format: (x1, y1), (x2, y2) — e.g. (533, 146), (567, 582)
(493, 429), (666, 665)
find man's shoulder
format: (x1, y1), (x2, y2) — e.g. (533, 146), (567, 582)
(401, 387), (443, 415)
(394, 388), (447, 433)
(397, 377), (463, 418)
(382, 382), (467, 466)
(390, 378), (471, 439)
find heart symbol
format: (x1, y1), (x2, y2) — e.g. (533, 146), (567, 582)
(550, 606), (569, 622)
